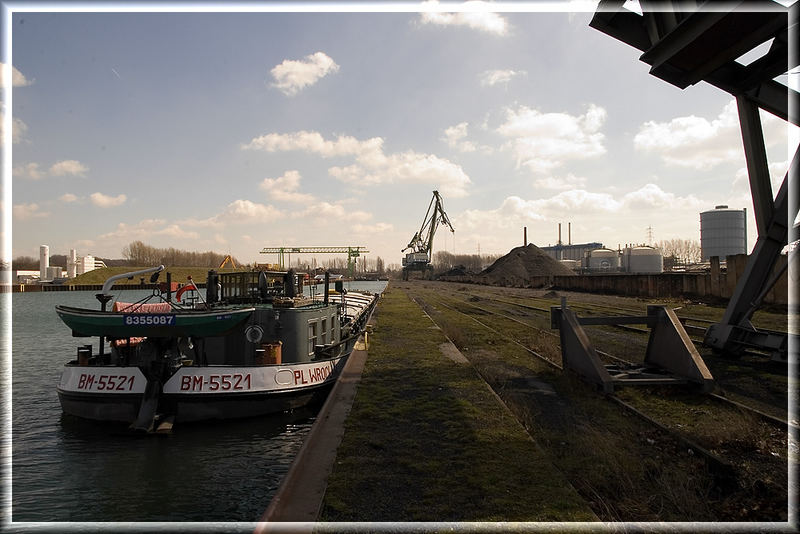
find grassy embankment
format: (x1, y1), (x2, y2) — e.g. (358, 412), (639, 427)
(66, 267), (225, 286)
(319, 285), (597, 522)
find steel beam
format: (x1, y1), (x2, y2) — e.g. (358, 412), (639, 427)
(551, 302), (714, 393)
(704, 147), (797, 360)
(737, 96), (774, 236)
(645, 306), (714, 392)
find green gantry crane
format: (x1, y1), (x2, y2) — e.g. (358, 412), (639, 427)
(259, 246), (369, 278)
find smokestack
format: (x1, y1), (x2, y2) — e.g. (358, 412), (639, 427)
(524, 226), (527, 246)
(568, 222), (571, 245)
(558, 223), (562, 246)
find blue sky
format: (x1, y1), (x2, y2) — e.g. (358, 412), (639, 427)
(3, 2), (797, 269)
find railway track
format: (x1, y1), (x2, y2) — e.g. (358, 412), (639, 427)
(420, 288), (793, 425)
(451, 288), (785, 363)
(404, 285), (793, 497)
(458, 289), (717, 339)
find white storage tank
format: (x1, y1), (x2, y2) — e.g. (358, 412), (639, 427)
(46, 266), (62, 281)
(587, 248), (619, 272)
(700, 205), (747, 261)
(625, 246), (663, 273)
(39, 245), (49, 280)
(68, 249), (77, 278)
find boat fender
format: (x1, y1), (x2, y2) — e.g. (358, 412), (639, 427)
(245, 324), (264, 344)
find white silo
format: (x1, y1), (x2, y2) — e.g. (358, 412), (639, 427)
(39, 245), (49, 280)
(587, 248), (620, 272)
(700, 205), (747, 261)
(625, 246), (663, 273)
(68, 249), (77, 278)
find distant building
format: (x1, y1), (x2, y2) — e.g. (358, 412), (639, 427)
(541, 242), (603, 262)
(76, 254), (107, 275)
(15, 270), (40, 283)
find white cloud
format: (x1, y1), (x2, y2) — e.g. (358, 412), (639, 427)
(270, 52), (339, 96)
(497, 104), (607, 173)
(182, 200), (284, 227)
(90, 192), (127, 207)
(14, 160), (89, 179)
(244, 130), (472, 197)
(732, 160), (789, 194)
(260, 170), (316, 203)
(60, 193), (78, 203)
(633, 98), (789, 170)
(49, 160), (88, 176)
(13, 203), (48, 220)
(353, 222), (394, 234)
(221, 199), (283, 222)
(0, 62), (33, 88)
(419, 1), (509, 36)
(243, 130), (377, 156)
(291, 202), (372, 223)
(454, 183), (708, 253)
(442, 122), (476, 152)
(13, 163), (43, 180)
(480, 69), (525, 87)
(534, 173), (587, 191)
(0, 110), (28, 144)
(98, 219), (199, 241)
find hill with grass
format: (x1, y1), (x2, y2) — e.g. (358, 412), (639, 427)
(66, 266), (235, 286)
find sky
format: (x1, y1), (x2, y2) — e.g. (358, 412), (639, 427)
(2, 1), (798, 270)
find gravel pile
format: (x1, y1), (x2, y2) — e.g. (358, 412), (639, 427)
(479, 244), (576, 285)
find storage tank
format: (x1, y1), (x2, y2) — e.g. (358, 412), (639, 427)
(587, 248), (619, 272)
(46, 266), (62, 281)
(68, 249), (77, 278)
(700, 205), (747, 261)
(625, 246), (663, 273)
(39, 245), (49, 280)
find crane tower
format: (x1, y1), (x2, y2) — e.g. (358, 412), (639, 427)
(401, 190), (454, 280)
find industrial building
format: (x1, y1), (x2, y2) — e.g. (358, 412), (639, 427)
(16, 246), (106, 283)
(542, 242), (604, 262)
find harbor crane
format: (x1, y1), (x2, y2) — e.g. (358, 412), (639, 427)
(402, 190), (454, 280)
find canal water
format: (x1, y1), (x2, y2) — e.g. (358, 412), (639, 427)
(7, 281), (386, 525)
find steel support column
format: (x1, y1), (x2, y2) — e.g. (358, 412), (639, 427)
(704, 142), (797, 360)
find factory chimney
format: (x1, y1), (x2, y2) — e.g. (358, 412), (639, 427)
(524, 227), (527, 246)
(558, 223), (562, 246)
(568, 222), (572, 245)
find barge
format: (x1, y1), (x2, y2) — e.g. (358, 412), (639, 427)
(55, 266), (377, 431)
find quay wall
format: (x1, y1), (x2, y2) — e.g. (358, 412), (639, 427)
(440, 253), (790, 306)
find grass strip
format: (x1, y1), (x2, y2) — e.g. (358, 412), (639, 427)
(319, 285), (596, 522)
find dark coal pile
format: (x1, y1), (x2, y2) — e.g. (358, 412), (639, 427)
(439, 265), (471, 277)
(479, 244), (576, 285)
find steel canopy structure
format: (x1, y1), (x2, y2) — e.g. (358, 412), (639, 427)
(590, 0), (798, 361)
